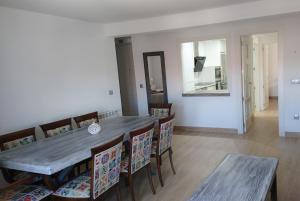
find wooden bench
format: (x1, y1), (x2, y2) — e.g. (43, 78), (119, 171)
(188, 154), (278, 201)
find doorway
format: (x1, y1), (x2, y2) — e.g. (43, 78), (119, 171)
(143, 51), (169, 109)
(115, 37), (138, 116)
(241, 32), (279, 133)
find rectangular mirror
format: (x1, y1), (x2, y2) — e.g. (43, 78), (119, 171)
(181, 38), (229, 96)
(143, 51), (168, 105)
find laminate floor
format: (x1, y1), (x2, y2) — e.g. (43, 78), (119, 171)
(107, 100), (299, 201)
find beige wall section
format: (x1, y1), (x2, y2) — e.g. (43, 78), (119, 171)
(0, 7), (121, 187)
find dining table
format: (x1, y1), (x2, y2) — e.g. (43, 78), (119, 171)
(0, 116), (157, 188)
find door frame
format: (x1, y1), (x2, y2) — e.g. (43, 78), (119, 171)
(240, 32), (280, 134)
(143, 51), (168, 110)
(241, 35), (255, 133)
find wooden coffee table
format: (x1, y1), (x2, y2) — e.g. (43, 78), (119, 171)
(188, 154), (278, 201)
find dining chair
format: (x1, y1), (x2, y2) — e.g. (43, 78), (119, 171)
(0, 127), (39, 184)
(40, 118), (72, 138)
(151, 114), (176, 187)
(99, 110), (120, 122)
(149, 103), (172, 118)
(74, 112), (99, 128)
(52, 134), (124, 201)
(120, 123), (156, 201)
(40, 118), (75, 185)
(0, 184), (53, 201)
(0, 128), (53, 201)
(73, 112), (100, 175)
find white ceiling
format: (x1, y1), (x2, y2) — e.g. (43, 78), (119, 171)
(0, 0), (261, 23)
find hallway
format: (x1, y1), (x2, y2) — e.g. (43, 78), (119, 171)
(245, 98), (279, 143)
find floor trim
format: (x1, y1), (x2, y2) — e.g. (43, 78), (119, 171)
(269, 96), (278, 100)
(285, 132), (300, 138)
(174, 126), (238, 135)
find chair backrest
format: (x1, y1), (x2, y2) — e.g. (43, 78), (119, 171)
(0, 127), (36, 183)
(91, 134), (124, 200)
(98, 110), (120, 122)
(149, 103), (172, 118)
(129, 123), (154, 174)
(155, 114), (175, 155)
(0, 128), (36, 151)
(74, 112), (99, 128)
(40, 118), (72, 138)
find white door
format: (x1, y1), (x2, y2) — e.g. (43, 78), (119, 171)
(241, 36), (255, 133)
(262, 44), (270, 109)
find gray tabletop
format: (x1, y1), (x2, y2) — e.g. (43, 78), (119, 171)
(0, 116), (156, 175)
(188, 154), (278, 201)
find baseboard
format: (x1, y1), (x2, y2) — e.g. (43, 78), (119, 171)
(269, 96), (278, 100)
(285, 132), (300, 138)
(174, 126), (238, 135)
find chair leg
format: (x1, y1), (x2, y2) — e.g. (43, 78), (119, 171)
(85, 161), (89, 172)
(76, 165), (80, 175)
(156, 156), (164, 187)
(146, 164), (156, 194)
(124, 177), (129, 186)
(169, 148), (176, 175)
(128, 174), (136, 201)
(115, 183), (122, 201)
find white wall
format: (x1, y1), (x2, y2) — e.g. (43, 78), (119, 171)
(104, 0), (300, 36)
(282, 17), (300, 133)
(0, 6), (122, 187)
(131, 28), (244, 133)
(129, 13), (300, 135)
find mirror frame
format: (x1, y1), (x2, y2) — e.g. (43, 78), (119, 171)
(143, 51), (169, 107)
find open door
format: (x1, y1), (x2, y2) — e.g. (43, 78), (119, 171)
(115, 37), (139, 116)
(241, 36), (255, 133)
(262, 44), (270, 110)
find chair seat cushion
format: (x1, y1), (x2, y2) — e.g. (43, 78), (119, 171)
(0, 185), (52, 201)
(120, 156), (129, 173)
(53, 175), (90, 198)
(79, 118), (97, 128)
(13, 172), (32, 181)
(13, 172), (42, 183)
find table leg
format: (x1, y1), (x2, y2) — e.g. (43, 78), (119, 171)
(43, 175), (56, 190)
(271, 175), (278, 201)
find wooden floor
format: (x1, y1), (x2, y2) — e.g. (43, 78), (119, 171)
(107, 100), (300, 201)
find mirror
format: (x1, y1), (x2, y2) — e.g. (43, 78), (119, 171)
(181, 38), (229, 95)
(143, 51), (168, 105)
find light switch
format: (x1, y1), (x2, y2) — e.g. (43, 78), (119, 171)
(108, 90), (114, 95)
(291, 79), (300, 84)
(140, 84), (144, 88)
(294, 114), (299, 120)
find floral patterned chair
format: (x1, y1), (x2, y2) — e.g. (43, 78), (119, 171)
(0, 128), (53, 201)
(151, 114), (176, 187)
(120, 123), (156, 201)
(0, 185), (53, 201)
(74, 112), (100, 174)
(149, 103), (172, 118)
(0, 127), (38, 184)
(74, 112), (99, 128)
(52, 134), (124, 201)
(40, 118), (72, 138)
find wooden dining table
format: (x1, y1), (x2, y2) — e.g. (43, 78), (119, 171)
(0, 116), (156, 188)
